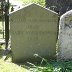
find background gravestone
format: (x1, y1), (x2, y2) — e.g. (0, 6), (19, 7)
(58, 10), (72, 60)
(10, 4), (58, 62)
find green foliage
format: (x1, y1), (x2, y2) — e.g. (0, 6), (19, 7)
(29, 61), (72, 72)
(26, 54), (72, 72)
(32, 0), (45, 7)
(21, 0), (45, 7)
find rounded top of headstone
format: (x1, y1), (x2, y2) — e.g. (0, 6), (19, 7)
(59, 10), (72, 31)
(61, 10), (72, 19)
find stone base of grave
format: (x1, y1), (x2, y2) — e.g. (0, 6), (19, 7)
(12, 55), (56, 63)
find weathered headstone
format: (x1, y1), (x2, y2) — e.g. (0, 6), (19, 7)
(10, 4), (58, 62)
(58, 10), (72, 60)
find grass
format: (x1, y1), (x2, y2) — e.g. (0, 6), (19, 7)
(0, 59), (29, 72)
(0, 45), (30, 72)
(25, 54), (72, 72)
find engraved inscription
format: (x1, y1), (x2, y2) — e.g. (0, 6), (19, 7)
(11, 31), (56, 35)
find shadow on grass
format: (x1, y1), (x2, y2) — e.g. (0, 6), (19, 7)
(0, 46), (5, 58)
(0, 44), (12, 60)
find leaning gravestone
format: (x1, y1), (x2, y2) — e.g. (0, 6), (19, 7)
(10, 3), (58, 62)
(58, 10), (72, 60)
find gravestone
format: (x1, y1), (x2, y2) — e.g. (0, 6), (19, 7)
(10, 3), (58, 62)
(58, 10), (72, 60)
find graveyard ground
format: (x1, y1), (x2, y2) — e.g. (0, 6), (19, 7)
(0, 21), (72, 72)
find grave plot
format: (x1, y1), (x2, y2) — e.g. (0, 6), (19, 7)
(10, 3), (58, 62)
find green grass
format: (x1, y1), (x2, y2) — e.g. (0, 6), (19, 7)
(0, 59), (29, 72)
(25, 54), (72, 72)
(0, 45), (30, 72)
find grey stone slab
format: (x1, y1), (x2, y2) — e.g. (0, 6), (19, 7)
(58, 10), (72, 60)
(10, 3), (58, 62)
